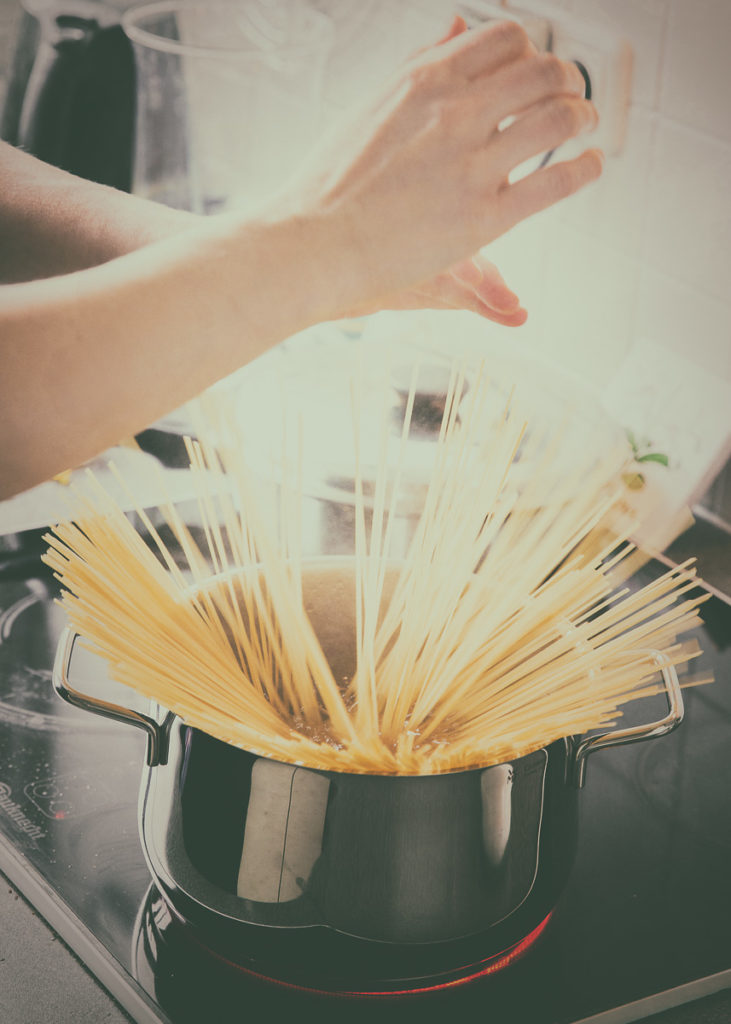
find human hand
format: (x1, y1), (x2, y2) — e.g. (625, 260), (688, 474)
(284, 15), (601, 321)
(344, 252), (527, 326)
(344, 17), (526, 326)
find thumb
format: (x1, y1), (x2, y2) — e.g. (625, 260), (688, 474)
(437, 15), (469, 45)
(410, 15), (468, 61)
(451, 256), (522, 313)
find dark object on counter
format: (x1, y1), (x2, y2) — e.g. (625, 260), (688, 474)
(1, 0), (135, 191)
(135, 428), (195, 470)
(0, 527), (56, 581)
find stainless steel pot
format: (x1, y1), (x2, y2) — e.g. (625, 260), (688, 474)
(52, 620), (683, 992)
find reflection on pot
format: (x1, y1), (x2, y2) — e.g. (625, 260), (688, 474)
(136, 721), (576, 990)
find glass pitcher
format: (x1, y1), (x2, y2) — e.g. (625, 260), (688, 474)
(122, 0), (334, 214)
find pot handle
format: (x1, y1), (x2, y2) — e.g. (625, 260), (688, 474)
(52, 626), (170, 766)
(570, 650), (683, 788)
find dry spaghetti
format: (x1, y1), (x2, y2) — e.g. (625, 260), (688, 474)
(43, 360), (708, 774)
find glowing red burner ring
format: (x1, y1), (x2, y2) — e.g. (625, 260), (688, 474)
(210, 911), (554, 999)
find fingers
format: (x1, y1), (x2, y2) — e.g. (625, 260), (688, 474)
(489, 95), (599, 178)
(342, 283), (526, 326)
(411, 19), (535, 82)
(415, 260), (528, 325)
(477, 52), (587, 127)
(306, 12), (605, 312)
(410, 270), (529, 326)
(407, 27), (596, 182)
(409, 14), (468, 60)
(497, 148), (604, 230)
(436, 15), (468, 47)
(360, 256), (528, 327)
(450, 256), (522, 313)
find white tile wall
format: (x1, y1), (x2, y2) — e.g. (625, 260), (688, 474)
(636, 265), (731, 378)
(521, 0), (731, 509)
(660, 0), (731, 145)
(558, 103), (658, 255)
(541, 221), (640, 378)
(511, 0), (731, 385)
(643, 120), (731, 305)
(563, 0), (670, 108)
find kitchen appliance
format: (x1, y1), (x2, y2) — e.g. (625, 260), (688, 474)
(121, 0), (333, 213)
(1, 0), (333, 213)
(0, 0), (135, 190)
(1, 540), (730, 1022)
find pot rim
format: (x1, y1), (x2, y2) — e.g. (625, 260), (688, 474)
(163, 713), (569, 780)
(157, 711), (570, 779)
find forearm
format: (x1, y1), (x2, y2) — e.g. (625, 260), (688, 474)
(0, 142), (197, 283)
(0, 209), (349, 498)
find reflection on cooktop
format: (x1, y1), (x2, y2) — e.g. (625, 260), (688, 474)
(0, 584), (72, 729)
(634, 689), (731, 852)
(0, 582), (145, 732)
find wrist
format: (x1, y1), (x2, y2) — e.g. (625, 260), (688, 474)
(216, 203), (367, 333)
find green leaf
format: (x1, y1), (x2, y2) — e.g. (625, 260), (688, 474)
(635, 452), (669, 467)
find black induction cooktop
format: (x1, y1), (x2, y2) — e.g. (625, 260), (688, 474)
(0, 530), (730, 1024)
